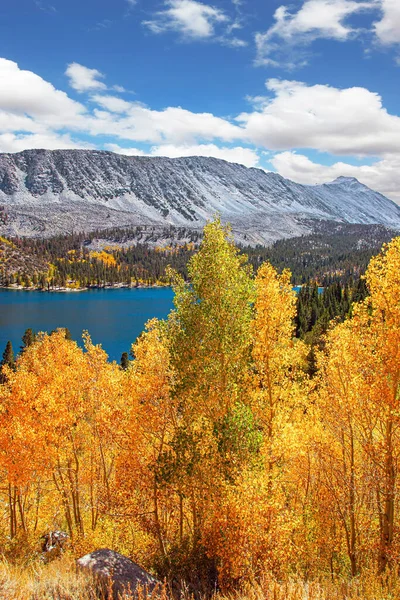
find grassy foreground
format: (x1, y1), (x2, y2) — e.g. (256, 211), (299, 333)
(1, 557), (400, 600)
(0, 556), (94, 600)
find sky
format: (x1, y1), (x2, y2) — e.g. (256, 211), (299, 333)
(0, 0), (400, 200)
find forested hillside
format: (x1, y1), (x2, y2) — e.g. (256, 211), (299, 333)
(0, 226), (199, 288)
(0, 222), (395, 289)
(1, 220), (400, 599)
(245, 223), (396, 284)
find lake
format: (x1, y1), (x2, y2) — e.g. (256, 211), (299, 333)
(0, 287), (175, 363)
(0, 284), (322, 363)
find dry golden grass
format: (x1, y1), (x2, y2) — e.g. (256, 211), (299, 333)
(229, 574), (400, 600)
(1, 557), (400, 600)
(0, 556), (96, 600)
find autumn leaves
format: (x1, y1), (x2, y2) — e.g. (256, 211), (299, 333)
(0, 220), (400, 590)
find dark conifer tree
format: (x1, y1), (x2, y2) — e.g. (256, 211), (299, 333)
(0, 340), (15, 383)
(64, 328), (72, 340)
(20, 328), (36, 353)
(120, 352), (130, 370)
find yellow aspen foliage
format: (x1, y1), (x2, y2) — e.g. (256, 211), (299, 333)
(158, 220), (257, 569)
(252, 263), (310, 546)
(202, 261), (310, 588)
(0, 329), (127, 545)
(318, 237), (400, 574)
(90, 251), (117, 267)
(252, 262), (308, 437)
(2, 222), (400, 596)
(316, 322), (369, 577)
(115, 319), (179, 564)
(167, 218), (254, 419)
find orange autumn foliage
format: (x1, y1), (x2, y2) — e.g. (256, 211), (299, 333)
(1, 222), (400, 595)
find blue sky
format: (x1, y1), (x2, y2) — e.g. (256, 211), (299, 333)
(1, 0), (400, 200)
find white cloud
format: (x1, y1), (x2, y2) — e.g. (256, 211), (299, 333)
(35, 1), (57, 14)
(3, 57), (400, 202)
(0, 58), (86, 134)
(104, 143), (147, 156)
(239, 79), (400, 156)
(0, 132), (91, 153)
(220, 36), (248, 47)
(0, 58), (84, 121)
(65, 62), (107, 93)
(256, 0), (377, 67)
(271, 151), (400, 201)
(90, 94), (133, 113)
(87, 97), (243, 144)
(105, 142), (259, 167)
(374, 0), (400, 44)
(143, 0), (228, 39)
(0, 58), (241, 147)
(150, 143), (259, 166)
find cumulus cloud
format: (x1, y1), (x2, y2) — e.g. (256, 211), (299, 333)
(142, 0), (247, 45)
(0, 58), (242, 148)
(374, 0), (400, 44)
(150, 143), (259, 166)
(271, 151), (400, 201)
(255, 0), (377, 68)
(90, 94), (133, 113)
(104, 143), (147, 156)
(0, 132), (91, 153)
(105, 142), (259, 167)
(239, 79), (400, 155)
(88, 96), (243, 144)
(0, 58), (86, 134)
(143, 0), (228, 39)
(3, 57), (400, 201)
(0, 58), (84, 120)
(65, 63), (107, 93)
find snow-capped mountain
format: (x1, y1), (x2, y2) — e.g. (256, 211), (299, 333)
(0, 149), (399, 244)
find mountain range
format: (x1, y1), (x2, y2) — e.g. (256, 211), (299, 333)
(0, 149), (399, 244)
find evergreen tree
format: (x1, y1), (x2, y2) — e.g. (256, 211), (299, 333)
(0, 340), (15, 383)
(64, 328), (72, 341)
(120, 352), (130, 370)
(2, 341), (14, 366)
(20, 328), (36, 353)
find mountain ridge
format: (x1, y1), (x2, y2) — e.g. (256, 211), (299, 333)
(0, 149), (399, 244)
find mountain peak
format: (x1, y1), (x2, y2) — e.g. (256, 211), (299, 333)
(0, 149), (399, 243)
(330, 176), (361, 185)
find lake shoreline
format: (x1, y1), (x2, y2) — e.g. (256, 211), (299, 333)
(0, 283), (169, 293)
(0, 286), (175, 363)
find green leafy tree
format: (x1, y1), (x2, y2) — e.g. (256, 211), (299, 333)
(159, 218), (256, 563)
(167, 218), (254, 417)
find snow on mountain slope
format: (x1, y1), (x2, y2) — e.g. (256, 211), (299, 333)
(0, 149), (399, 243)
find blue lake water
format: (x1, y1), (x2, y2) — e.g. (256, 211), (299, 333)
(0, 287), (175, 363)
(0, 284), (324, 363)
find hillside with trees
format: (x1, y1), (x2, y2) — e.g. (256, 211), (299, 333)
(1, 220), (400, 599)
(0, 222), (396, 290)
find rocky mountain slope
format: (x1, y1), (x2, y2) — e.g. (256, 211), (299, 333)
(1, 149), (399, 244)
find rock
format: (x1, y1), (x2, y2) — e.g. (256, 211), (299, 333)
(40, 530), (69, 562)
(2, 149), (400, 244)
(77, 549), (160, 599)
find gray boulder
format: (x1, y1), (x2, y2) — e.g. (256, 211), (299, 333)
(77, 549), (160, 599)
